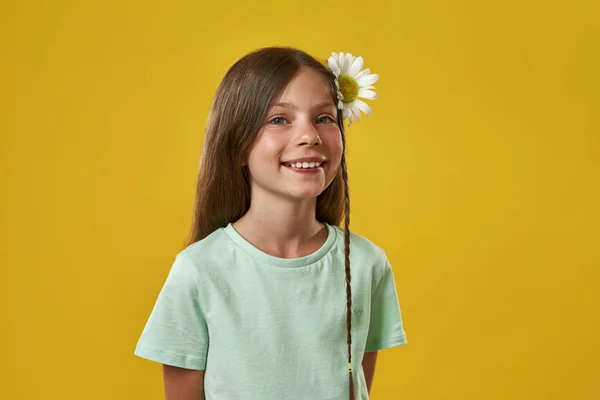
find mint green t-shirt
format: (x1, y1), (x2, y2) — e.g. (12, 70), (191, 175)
(134, 222), (407, 399)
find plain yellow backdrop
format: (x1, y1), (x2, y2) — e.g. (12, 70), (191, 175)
(1, 0), (598, 399)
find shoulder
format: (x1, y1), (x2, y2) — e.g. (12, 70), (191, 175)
(171, 226), (232, 276)
(330, 224), (386, 258)
(329, 224), (389, 275)
(180, 226), (229, 260)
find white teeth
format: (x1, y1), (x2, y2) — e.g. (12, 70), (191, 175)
(286, 161), (323, 169)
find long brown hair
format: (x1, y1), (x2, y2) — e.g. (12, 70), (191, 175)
(186, 47), (355, 399)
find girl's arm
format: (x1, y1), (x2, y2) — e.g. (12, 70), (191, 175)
(163, 365), (205, 400)
(362, 351), (379, 394)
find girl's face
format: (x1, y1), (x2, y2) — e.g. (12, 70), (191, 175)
(246, 68), (343, 203)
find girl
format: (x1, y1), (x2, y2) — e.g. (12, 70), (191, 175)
(135, 47), (407, 400)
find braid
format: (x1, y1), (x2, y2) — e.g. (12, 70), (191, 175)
(341, 153), (354, 400)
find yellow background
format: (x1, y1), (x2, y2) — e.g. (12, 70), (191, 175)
(1, 0), (598, 399)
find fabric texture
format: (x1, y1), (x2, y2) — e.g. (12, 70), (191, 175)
(134, 222), (407, 399)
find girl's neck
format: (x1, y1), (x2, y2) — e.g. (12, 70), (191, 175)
(232, 202), (327, 259)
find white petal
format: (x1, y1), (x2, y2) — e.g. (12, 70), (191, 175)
(354, 99), (372, 116)
(338, 99), (344, 109)
(339, 52), (346, 68)
(328, 55), (339, 71)
(358, 88), (377, 99)
(331, 52), (341, 66)
(344, 53), (354, 74)
(348, 56), (363, 78)
(340, 108), (348, 121)
(342, 107), (351, 120)
(362, 85), (376, 90)
(350, 103), (361, 122)
(354, 68), (370, 81)
(357, 73), (379, 87)
(330, 66), (340, 77)
(337, 52), (347, 73)
(339, 53), (347, 73)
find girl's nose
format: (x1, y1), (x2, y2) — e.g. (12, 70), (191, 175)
(295, 122), (322, 146)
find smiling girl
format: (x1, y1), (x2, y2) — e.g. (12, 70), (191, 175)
(134, 47), (407, 400)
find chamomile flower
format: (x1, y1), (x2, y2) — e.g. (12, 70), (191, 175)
(328, 52), (379, 126)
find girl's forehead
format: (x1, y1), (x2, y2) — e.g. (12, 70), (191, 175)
(277, 69), (333, 104)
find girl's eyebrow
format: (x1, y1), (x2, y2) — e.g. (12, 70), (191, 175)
(271, 101), (336, 110)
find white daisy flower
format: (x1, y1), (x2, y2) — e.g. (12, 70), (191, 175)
(328, 52), (379, 126)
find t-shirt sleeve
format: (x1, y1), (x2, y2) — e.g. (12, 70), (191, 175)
(134, 252), (208, 370)
(365, 251), (407, 352)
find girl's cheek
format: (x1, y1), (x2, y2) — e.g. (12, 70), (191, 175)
(330, 138), (344, 157)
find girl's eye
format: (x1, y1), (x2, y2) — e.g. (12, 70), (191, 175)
(269, 116), (287, 125)
(316, 115), (335, 124)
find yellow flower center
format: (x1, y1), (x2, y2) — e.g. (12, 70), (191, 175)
(338, 75), (359, 103)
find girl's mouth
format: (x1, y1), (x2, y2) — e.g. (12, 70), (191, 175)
(281, 161), (325, 173)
